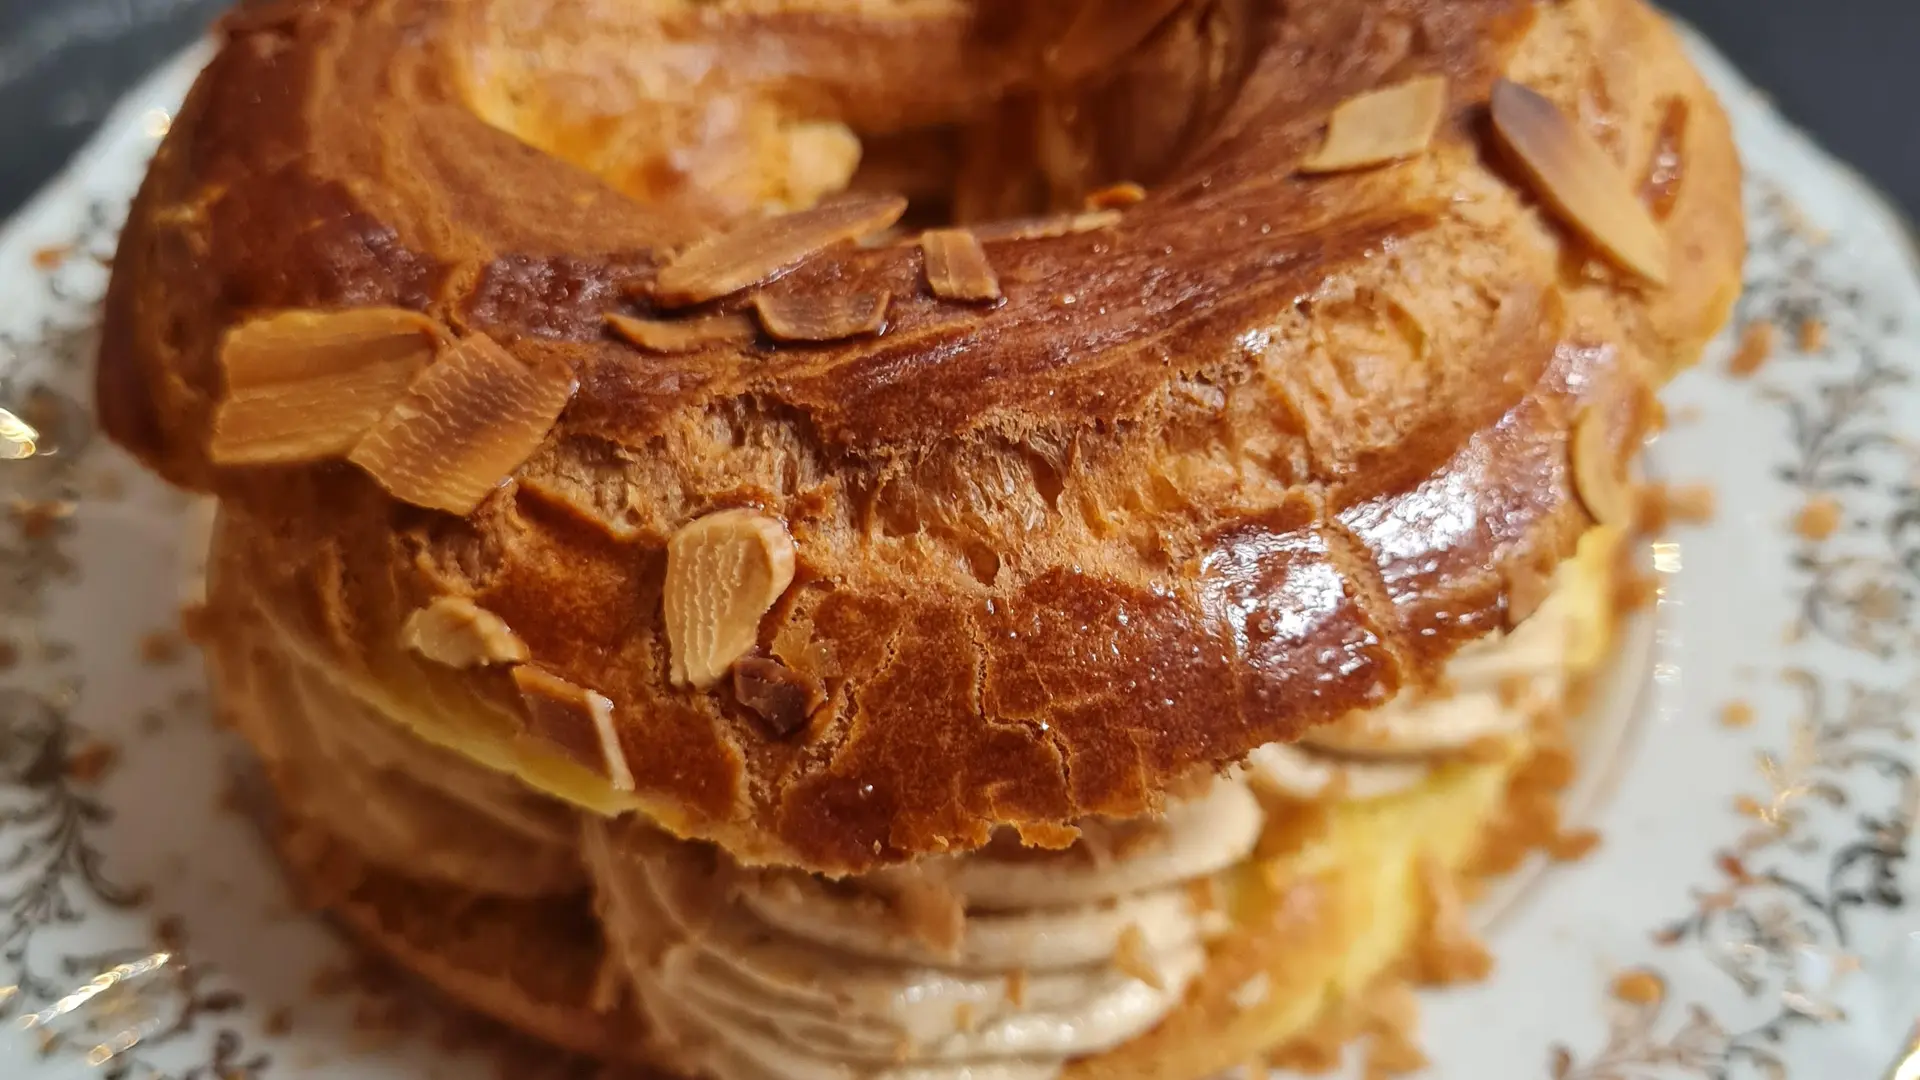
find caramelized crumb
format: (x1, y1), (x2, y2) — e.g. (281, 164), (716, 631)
(1413, 855), (1493, 983)
(1547, 828), (1602, 861)
(1664, 484), (1716, 523)
(11, 497), (76, 540)
(179, 602), (215, 645)
(1726, 320), (1776, 377)
(1005, 969), (1028, 1008)
(265, 1008), (294, 1036)
(1793, 495), (1843, 541)
(1014, 821), (1082, 850)
(0, 638), (18, 671)
(32, 244), (71, 270)
(1612, 573), (1658, 614)
(140, 630), (185, 666)
(1609, 969), (1665, 1006)
(1111, 924), (1165, 990)
(1718, 700), (1755, 729)
(1797, 317), (1826, 352)
(732, 657), (826, 737)
(1733, 794), (1766, 818)
(66, 739), (119, 784)
(1716, 852), (1753, 883)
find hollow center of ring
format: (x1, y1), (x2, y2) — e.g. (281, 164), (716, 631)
(458, 0), (1254, 229)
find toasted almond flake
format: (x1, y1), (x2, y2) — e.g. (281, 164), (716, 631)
(1569, 407), (1633, 529)
(733, 656), (826, 736)
(1719, 700), (1756, 729)
(1111, 924), (1164, 990)
(1084, 182), (1147, 210)
(606, 312), (757, 354)
(1299, 75), (1448, 174)
(1609, 969), (1664, 1006)
(1639, 97), (1690, 220)
(665, 510), (798, 689)
(752, 291), (890, 342)
(1491, 79), (1669, 284)
(513, 666), (633, 791)
(0, 407), (38, 460)
(921, 229), (1001, 303)
(348, 333), (577, 515)
(1046, 0), (1188, 82)
(1229, 972), (1271, 1011)
(652, 195), (908, 306)
(209, 308), (444, 464)
(402, 597), (529, 668)
(1793, 495), (1843, 541)
(1727, 319), (1776, 377)
(971, 210), (1122, 243)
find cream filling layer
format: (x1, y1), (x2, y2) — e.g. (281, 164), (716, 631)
(583, 567), (1584, 1080)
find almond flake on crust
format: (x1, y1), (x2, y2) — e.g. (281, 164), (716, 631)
(752, 291), (890, 342)
(209, 307), (444, 465)
(348, 333), (576, 515)
(652, 195), (907, 307)
(921, 229), (1002, 303)
(1299, 75), (1449, 173)
(513, 666), (633, 791)
(607, 312), (758, 353)
(1491, 78), (1670, 284)
(665, 510), (798, 689)
(402, 597), (529, 668)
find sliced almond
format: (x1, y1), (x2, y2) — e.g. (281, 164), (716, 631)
(732, 656), (826, 736)
(348, 333), (577, 515)
(513, 666), (633, 791)
(607, 312), (758, 354)
(1491, 78), (1669, 285)
(1640, 97), (1690, 220)
(752, 291), (890, 342)
(972, 210), (1121, 243)
(402, 597), (529, 668)
(1111, 924), (1165, 990)
(209, 307), (444, 465)
(1299, 75), (1448, 174)
(1047, 0), (1188, 82)
(921, 229), (1002, 303)
(0, 407), (38, 461)
(665, 509), (797, 689)
(652, 195), (908, 307)
(1569, 406), (1633, 529)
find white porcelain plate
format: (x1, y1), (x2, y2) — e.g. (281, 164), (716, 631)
(3, 31), (1920, 1080)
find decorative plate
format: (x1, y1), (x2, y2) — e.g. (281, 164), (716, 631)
(3, 29), (1919, 1080)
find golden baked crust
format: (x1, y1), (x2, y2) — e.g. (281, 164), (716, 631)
(102, 0), (1741, 872)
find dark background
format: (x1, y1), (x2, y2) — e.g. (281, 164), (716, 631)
(1, 0), (1916, 220)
